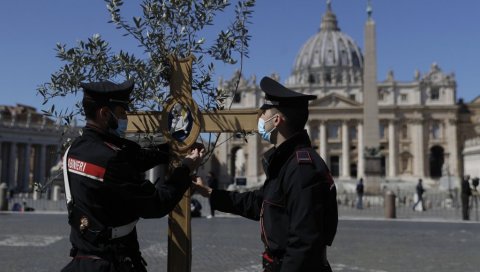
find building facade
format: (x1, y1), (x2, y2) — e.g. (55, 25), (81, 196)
(461, 96), (480, 179)
(213, 3), (480, 189)
(0, 104), (63, 194)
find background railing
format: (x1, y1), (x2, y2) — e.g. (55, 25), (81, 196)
(4, 188), (480, 222)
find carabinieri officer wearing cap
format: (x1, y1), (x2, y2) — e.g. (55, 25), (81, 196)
(61, 79), (204, 272)
(194, 77), (338, 272)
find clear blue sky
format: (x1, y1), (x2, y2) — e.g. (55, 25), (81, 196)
(1, 0), (479, 114)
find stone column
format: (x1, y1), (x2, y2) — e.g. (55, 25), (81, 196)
(32, 145), (40, 185)
(305, 121), (311, 140)
(39, 144), (47, 184)
(412, 119), (425, 177)
(8, 142), (17, 189)
(388, 120), (397, 177)
(247, 132), (261, 185)
(357, 122), (365, 178)
(319, 121), (327, 160)
(341, 121), (350, 178)
(214, 133), (230, 188)
(0, 141), (2, 183)
(0, 143), (8, 184)
(446, 119), (459, 176)
(23, 144), (31, 192)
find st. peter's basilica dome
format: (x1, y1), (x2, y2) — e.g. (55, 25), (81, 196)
(287, 3), (364, 86)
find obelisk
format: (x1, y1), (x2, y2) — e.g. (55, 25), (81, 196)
(362, 0), (382, 193)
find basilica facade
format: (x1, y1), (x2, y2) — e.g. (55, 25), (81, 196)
(212, 3), (480, 189)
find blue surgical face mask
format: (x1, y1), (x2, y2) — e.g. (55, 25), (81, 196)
(257, 115), (277, 143)
(109, 111), (127, 138)
(115, 119), (128, 137)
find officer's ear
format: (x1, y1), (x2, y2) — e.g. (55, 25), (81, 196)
(97, 106), (111, 121)
(273, 111), (285, 126)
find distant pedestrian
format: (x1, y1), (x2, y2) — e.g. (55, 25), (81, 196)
(191, 198), (203, 218)
(412, 179), (425, 211)
(206, 171), (218, 219)
(461, 175), (472, 220)
(356, 178), (364, 209)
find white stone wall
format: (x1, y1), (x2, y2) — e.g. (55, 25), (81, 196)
(463, 138), (480, 179)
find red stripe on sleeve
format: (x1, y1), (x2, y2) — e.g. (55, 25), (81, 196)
(67, 157), (106, 182)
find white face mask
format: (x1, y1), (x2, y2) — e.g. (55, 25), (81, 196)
(257, 114), (277, 143)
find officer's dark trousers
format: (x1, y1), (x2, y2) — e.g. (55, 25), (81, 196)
(62, 258), (116, 272)
(62, 257), (145, 272)
(263, 263), (332, 272)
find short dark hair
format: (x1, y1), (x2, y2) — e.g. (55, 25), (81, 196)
(82, 98), (113, 120)
(278, 106), (309, 133)
(82, 98), (100, 120)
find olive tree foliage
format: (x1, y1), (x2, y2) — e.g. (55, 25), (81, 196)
(35, 0), (255, 192)
(37, 0), (255, 126)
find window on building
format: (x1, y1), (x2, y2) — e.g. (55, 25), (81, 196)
(336, 73), (343, 84)
(431, 122), (441, 139)
(400, 153), (412, 174)
(401, 124), (408, 139)
(326, 49), (335, 65)
(349, 126), (357, 140)
(349, 94), (356, 101)
(324, 72), (332, 84)
(328, 123), (339, 139)
(379, 123), (386, 139)
(340, 50), (348, 66)
(330, 156), (340, 177)
(378, 93), (384, 101)
(352, 52), (360, 67)
(350, 163), (357, 177)
(381, 156), (386, 176)
(430, 87), (440, 100)
(308, 74), (315, 84)
(401, 94), (408, 102)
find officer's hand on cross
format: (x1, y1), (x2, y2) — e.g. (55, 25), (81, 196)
(181, 143), (205, 174)
(191, 176), (212, 198)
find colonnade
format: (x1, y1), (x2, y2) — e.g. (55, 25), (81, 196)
(306, 118), (458, 179)
(0, 141), (59, 193)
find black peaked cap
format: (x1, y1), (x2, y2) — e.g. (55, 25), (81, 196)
(81, 79), (134, 109)
(259, 76), (316, 110)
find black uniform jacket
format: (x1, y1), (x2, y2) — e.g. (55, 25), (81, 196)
(211, 131), (338, 272)
(65, 126), (191, 257)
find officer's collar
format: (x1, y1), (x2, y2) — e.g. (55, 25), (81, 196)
(264, 130), (311, 166)
(84, 125), (125, 146)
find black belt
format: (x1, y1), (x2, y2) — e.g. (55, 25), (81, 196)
(74, 255), (103, 260)
(72, 250), (147, 272)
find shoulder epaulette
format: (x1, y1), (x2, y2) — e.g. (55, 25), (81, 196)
(296, 150), (312, 164)
(103, 142), (121, 151)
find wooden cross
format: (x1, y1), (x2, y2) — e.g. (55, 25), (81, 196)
(126, 55), (259, 272)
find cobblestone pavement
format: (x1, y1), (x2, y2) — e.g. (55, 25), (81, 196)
(1, 211), (480, 272)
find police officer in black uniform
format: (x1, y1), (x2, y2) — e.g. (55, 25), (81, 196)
(61, 79), (204, 272)
(194, 77), (338, 272)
